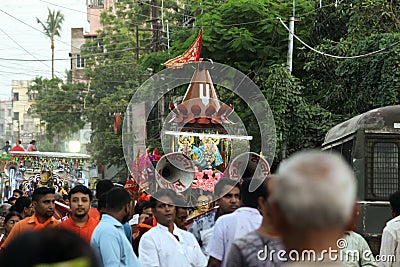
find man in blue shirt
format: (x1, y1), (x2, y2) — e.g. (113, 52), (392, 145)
(90, 187), (140, 267)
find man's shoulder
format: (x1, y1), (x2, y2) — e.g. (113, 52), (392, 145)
(57, 217), (73, 226)
(141, 225), (160, 240)
(18, 216), (35, 227)
(7, 216), (35, 235)
(214, 208), (254, 225)
(387, 216), (400, 225)
(234, 231), (282, 249)
(50, 216), (61, 225)
(87, 216), (100, 226)
(216, 210), (237, 222)
(95, 218), (115, 230)
(384, 216), (400, 231)
(177, 227), (196, 239)
(233, 231), (260, 244)
(92, 220), (118, 238)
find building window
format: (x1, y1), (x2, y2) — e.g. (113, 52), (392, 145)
(77, 54), (85, 68)
(87, 0), (104, 8)
(29, 92), (37, 101)
(13, 93), (19, 101)
(13, 112), (19, 120)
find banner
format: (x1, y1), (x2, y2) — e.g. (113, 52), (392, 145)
(163, 28), (203, 68)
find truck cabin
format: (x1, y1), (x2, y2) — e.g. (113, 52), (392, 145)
(322, 105), (400, 254)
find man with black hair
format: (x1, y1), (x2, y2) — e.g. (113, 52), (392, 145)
(379, 190), (400, 266)
(10, 140), (24, 152)
(207, 178), (263, 267)
(95, 179), (115, 213)
(10, 196), (33, 218)
(89, 179), (115, 221)
(139, 189), (207, 267)
(174, 198), (189, 230)
(1, 187), (60, 250)
(27, 140), (36, 152)
(189, 178), (241, 256)
(130, 200), (153, 241)
(57, 185), (99, 243)
(90, 187), (140, 267)
(134, 200), (153, 223)
(12, 189), (23, 199)
(175, 206), (189, 230)
(6, 197), (16, 205)
(1, 141), (11, 153)
(92, 180), (134, 245)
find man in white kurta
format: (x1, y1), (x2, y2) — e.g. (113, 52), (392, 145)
(139, 189), (207, 267)
(379, 191), (400, 267)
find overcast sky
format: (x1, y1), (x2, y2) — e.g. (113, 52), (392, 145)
(0, 0), (88, 100)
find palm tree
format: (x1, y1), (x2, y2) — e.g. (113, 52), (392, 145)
(37, 8), (64, 79)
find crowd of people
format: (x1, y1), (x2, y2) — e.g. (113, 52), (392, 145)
(1, 140), (37, 153)
(0, 150), (398, 266)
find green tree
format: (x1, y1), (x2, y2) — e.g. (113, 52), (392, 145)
(28, 77), (87, 150)
(82, 0), (156, 176)
(141, 0), (315, 76)
(36, 8), (64, 79)
(303, 0), (400, 117)
(260, 65), (340, 161)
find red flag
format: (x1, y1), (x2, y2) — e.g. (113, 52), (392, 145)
(163, 28), (203, 69)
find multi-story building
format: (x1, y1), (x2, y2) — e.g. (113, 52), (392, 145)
(68, 1), (116, 154)
(69, 28), (94, 83)
(87, 0), (114, 35)
(0, 100), (13, 144)
(11, 80), (39, 146)
(69, 1), (114, 83)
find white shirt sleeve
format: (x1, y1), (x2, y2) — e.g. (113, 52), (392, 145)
(379, 227), (396, 267)
(206, 218), (225, 261)
(139, 234), (161, 267)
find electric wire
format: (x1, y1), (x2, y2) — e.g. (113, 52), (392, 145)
(277, 17), (400, 59)
(0, 28), (51, 69)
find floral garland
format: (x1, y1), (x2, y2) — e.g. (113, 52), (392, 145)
(191, 168), (223, 192)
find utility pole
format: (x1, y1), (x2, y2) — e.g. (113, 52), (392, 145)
(287, 16), (295, 73)
(149, 0), (168, 127)
(287, 0), (297, 73)
(151, 0), (160, 52)
(283, 0), (298, 159)
(166, 20), (170, 50)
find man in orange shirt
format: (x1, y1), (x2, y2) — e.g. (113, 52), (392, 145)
(57, 185), (98, 243)
(0, 187), (60, 250)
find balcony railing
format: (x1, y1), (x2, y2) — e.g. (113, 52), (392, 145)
(87, 0), (104, 8)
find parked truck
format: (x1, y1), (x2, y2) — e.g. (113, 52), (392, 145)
(322, 105), (400, 254)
